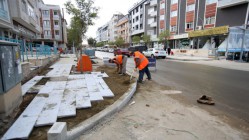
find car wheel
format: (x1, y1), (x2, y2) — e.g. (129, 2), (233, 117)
(162, 56), (166, 59)
(151, 54), (155, 58)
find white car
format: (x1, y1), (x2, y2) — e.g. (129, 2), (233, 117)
(109, 48), (114, 53)
(142, 48), (167, 59)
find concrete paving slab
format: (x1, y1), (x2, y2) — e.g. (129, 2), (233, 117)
(57, 89), (76, 118)
(22, 76), (44, 96)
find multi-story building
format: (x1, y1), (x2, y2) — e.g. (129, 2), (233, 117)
(108, 14), (124, 42)
(0, 0), (12, 38)
(96, 23), (109, 43)
(128, 0), (147, 43)
(34, 2), (66, 48)
(116, 15), (130, 44)
(8, 0), (41, 42)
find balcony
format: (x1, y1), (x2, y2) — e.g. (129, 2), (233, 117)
(44, 35), (52, 39)
(55, 35), (61, 40)
(53, 15), (60, 20)
(150, 0), (157, 6)
(149, 11), (157, 17)
(150, 22), (157, 27)
(29, 17), (36, 26)
(218, 0), (249, 9)
(54, 25), (60, 29)
(0, 8), (9, 21)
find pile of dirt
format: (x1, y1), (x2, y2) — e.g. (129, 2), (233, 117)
(26, 66), (133, 140)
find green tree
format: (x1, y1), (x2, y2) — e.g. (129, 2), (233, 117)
(108, 41), (115, 45)
(87, 37), (96, 47)
(115, 37), (125, 47)
(142, 34), (151, 47)
(65, 0), (98, 48)
(159, 29), (170, 48)
(96, 42), (104, 47)
(67, 17), (83, 48)
(132, 36), (140, 45)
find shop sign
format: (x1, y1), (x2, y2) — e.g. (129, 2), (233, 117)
(188, 26), (229, 38)
(173, 33), (189, 39)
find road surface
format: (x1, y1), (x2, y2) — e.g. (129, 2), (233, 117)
(96, 51), (249, 125)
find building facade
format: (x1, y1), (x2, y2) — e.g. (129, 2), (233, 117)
(108, 14), (124, 42)
(0, 0), (12, 38)
(116, 15), (130, 43)
(128, 0), (147, 42)
(96, 23), (109, 43)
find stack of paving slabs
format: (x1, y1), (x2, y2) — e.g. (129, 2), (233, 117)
(3, 68), (114, 139)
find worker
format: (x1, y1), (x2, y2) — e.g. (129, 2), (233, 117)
(109, 55), (127, 75)
(133, 51), (151, 83)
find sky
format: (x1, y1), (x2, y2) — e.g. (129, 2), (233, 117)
(43, 0), (140, 44)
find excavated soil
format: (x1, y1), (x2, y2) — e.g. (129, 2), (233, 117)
(0, 65), (133, 140)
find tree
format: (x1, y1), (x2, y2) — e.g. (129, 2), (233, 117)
(96, 42), (104, 47)
(115, 37), (125, 47)
(142, 34), (151, 47)
(65, 0), (98, 48)
(87, 37), (96, 47)
(108, 41), (115, 45)
(132, 36), (140, 45)
(159, 29), (170, 48)
(67, 17), (83, 48)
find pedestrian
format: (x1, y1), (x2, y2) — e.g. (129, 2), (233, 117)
(133, 51), (151, 83)
(167, 47), (171, 55)
(109, 54), (127, 75)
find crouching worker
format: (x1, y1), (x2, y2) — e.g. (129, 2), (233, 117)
(133, 51), (151, 83)
(109, 55), (127, 75)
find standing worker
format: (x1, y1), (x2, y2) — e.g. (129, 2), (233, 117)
(109, 55), (127, 75)
(133, 51), (151, 83)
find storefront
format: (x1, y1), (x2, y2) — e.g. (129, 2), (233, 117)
(169, 33), (189, 49)
(188, 26), (229, 50)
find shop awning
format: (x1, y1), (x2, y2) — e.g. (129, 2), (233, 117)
(189, 26), (229, 38)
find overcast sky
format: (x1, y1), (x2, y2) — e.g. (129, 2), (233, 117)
(43, 0), (140, 44)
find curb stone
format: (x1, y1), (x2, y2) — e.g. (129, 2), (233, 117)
(66, 82), (137, 140)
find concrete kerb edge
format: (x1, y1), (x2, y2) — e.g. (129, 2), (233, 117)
(66, 82), (137, 140)
(166, 57), (213, 61)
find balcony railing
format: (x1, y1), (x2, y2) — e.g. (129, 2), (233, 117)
(44, 35), (52, 39)
(150, 11), (157, 17)
(0, 8), (9, 20)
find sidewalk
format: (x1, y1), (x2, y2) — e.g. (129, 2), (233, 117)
(165, 54), (249, 72)
(79, 81), (248, 140)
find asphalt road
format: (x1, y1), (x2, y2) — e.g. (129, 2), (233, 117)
(96, 51), (249, 124)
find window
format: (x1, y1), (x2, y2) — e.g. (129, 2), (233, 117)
(133, 19), (135, 23)
(43, 10), (49, 16)
(54, 11), (58, 15)
(186, 4), (195, 12)
(0, 0), (5, 10)
(160, 15), (164, 20)
(186, 22), (193, 29)
(171, 0), (178, 4)
(21, 0), (27, 14)
(55, 30), (59, 35)
(28, 4), (35, 19)
(140, 5), (143, 9)
(171, 10), (177, 17)
(44, 30), (51, 35)
(160, 2), (165, 9)
(205, 16), (215, 25)
(206, 0), (217, 5)
(170, 25), (177, 32)
(135, 25), (138, 30)
(140, 14), (143, 18)
(43, 20), (50, 26)
(140, 24), (143, 29)
(136, 16), (139, 21)
(54, 20), (59, 25)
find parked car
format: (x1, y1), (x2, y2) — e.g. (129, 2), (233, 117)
(114, 48), (130, 57)
(142, 48), (166, 59)
(128, 45), (148, 56)
(109, 48), (114, 53)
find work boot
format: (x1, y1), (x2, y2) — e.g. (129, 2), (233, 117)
(137, 80), (143, 84)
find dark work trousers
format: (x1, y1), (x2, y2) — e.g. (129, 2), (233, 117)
(138, 65), (151, 82)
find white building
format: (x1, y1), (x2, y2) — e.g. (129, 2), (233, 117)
(108, 14), (124, 42)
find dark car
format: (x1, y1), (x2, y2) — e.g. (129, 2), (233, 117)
(114, 48), (130, 57)
(128, 45), (148, 56)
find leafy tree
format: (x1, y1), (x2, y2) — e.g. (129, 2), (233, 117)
(67, 17), (83, 48)
(142, 34), (151, 47)
(65, 0), (98, 48)
(96, 42), (104, 47)
(159, 29), (170, 48)
(87, 37), (96, 47)
(115, 37), (125, 47)
(108, 41), (115, 45)
(132, 36), (140, 45)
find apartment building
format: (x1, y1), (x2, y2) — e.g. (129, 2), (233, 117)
(34, 2), (67, 48)
(0, 0), (12, 38)
(96, 23), (109, 43)
(108, 14), (124, 42)
(116, 15), (130, 43)
(128, 0), (147, 42)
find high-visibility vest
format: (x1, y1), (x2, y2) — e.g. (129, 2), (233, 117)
(116, 55), (123, 64)
(134, 51), (149, 70)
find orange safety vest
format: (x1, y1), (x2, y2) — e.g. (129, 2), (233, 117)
(134, 51), (149, 70)
(116, 55), (123, 64)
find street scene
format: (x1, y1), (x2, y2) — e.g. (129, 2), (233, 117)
(0, 0), (249, 140)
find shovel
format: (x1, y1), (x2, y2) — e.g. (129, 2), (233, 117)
(130, 69), (136, 81)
